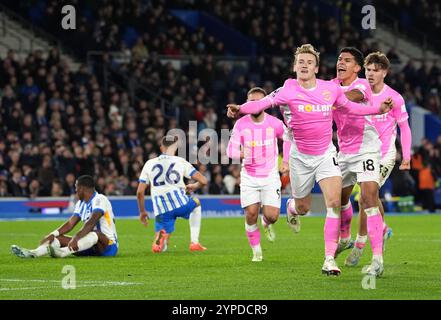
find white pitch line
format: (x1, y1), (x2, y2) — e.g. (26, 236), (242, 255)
(0, 279), (142, 286)
(0, 283), (141, 292)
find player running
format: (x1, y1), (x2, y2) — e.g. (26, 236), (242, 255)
(227, 44), (393, 276)
(345, 52), (411, 267)
(226, 87), (291, 262)
(331, 47), (387, 276)
(137, 135), (208, 253)
(11, 175), (119, 258)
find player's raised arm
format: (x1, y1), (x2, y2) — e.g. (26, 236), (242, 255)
(227, 96), (272, 117)
(227, 83), (289, 118)
(336, 87), (393, 115)
(344, 89), (365, 102)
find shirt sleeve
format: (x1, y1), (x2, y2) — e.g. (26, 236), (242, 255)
(91, 196), (106, 215)
(239, 80), (289, 114)
(72, 201), (82, 218)
(282, 139), (291, 163)
(276, 120), (291, 163)
(226, 121), (243, 160)
(353, 81), (372, 102)
(138, 161), (150, 184)
(392, 95), (409, 124)
(183, 159), (197, 179)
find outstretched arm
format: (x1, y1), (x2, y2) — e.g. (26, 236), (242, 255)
(337, 96), (393, 116)
(345, 89), (365, 102)
(227, 84), (288, 118)
(227, 96), (273, 117)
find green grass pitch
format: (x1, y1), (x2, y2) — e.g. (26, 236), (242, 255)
(1, 215), (440, 300)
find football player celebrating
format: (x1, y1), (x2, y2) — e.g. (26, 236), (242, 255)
(227, 44), (393, 276)
(345, 52), (411, 268)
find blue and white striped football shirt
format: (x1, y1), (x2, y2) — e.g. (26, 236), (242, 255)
(138, 154), (197, 216)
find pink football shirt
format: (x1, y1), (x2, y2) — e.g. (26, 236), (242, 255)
(370, 84), (411, 160)
(238, 78), (382, 156)
(332, 77), (381, 155)
(226, 113), (290, 177)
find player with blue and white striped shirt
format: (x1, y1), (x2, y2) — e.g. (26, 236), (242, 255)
(11, 175), (118, 258)
(137, 135), (208, 253)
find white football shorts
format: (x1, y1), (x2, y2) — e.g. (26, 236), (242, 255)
(338, 151), (381, 188)
(379, 149), (396, 188)
(240, 169), (281, 208)
(289, 144), (341, 199)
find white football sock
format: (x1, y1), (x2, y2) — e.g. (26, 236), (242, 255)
(55, 247), (72, 258)
(373, 254), (383, 264)
(77, 232), (99, 252)
(252, 244), (262, 254)
(54, 233), (99, 258)
(245, 222), (259, 232)
(355, 234), (368, 244)
(31, 238), (61, 257)
(189, 206), (202, 244)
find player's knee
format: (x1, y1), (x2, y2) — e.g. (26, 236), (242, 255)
(360, 189), (378, 209)
(359, 193), (375, 209)
(245, 209), (259, 224)
(326, 198), (341, 210)
(265, 214), (278, 224)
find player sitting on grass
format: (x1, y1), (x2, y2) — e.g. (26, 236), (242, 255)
(11, 175), (118, 258)
(137, 135), (208, 253)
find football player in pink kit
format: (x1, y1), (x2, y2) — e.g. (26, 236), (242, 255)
(227, 44), (393, 275)
(345, 52), (412, 267)
(332, 47), (388, 277)
(227, 87), (291, 262)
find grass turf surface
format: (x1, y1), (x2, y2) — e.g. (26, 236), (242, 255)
(0, 215), (440, 300)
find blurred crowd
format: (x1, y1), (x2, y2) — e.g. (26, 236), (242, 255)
(5, 0), (441, 116)
(375, 0), (441, 52)
(0, 0), (440, 209)
(409, 137), (441, 212)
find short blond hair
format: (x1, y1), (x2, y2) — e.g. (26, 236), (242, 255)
(364, 52), (390, 70)
(294, 44), (320, 66)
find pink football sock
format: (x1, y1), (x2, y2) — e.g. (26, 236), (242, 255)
(245, 224), (261, 248)
(340, 202), (353, 239)
(366, 207), (383, 256)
